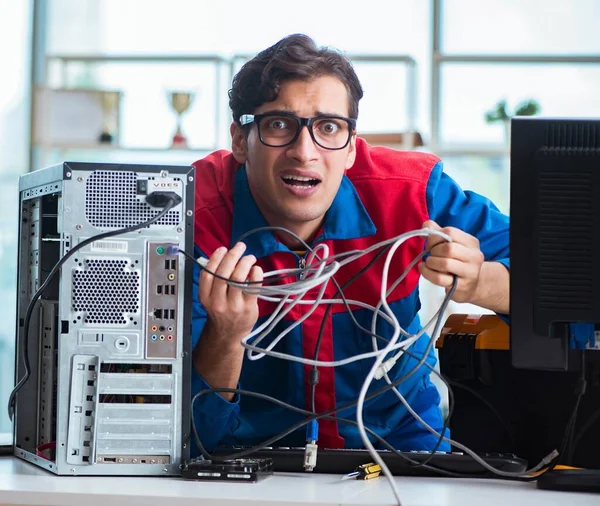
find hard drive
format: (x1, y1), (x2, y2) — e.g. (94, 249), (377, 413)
(182, 457), (274, 482)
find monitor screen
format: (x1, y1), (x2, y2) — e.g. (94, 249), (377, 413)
(510, 117), (600, 371)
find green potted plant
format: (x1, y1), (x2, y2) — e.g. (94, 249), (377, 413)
(485, 99), (541, 144)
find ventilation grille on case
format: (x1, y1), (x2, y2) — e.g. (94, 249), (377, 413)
(546, 122), (600, 150)
(72, 259), (141, 324)
(85, 171), (180, 228)
(536, 154), (594, 311)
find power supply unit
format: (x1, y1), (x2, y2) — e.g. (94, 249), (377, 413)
(12, 161), (194, 475)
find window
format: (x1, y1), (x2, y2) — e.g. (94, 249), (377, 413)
(42, 0), (432, 163)
(0, 0), (32, 444)
(441, 0), (600, 55)
(440, 64), (600, 147)
(434, 0), (600, 152)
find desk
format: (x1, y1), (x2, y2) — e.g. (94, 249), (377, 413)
(0, 456), (597, 506)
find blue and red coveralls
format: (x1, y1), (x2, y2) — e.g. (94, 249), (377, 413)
(190, 138), (509, 452)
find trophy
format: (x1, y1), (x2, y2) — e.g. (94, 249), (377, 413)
(98, 90), (120, 144)
(168, 91), (195, 148)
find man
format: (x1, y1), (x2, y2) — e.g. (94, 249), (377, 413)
(190, 34), (509, 453)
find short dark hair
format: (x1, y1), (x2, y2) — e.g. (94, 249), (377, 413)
(229, 34), (363, 124)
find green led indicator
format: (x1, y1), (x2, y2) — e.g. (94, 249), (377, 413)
(156, 247), (165, 255)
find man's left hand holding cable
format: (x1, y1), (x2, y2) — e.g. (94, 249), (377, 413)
(419, 220), (509, 314)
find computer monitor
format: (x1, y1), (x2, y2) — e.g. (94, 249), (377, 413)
(510, 117), (600, 371)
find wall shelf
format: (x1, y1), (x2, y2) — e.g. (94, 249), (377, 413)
(32, 53), (418, 169)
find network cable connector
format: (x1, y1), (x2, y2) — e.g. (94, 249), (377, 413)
(303, 442), (318, 472)
(303, 419), (319, 472)
(12, 162), (195, 476)
(374, 357), (397, 380)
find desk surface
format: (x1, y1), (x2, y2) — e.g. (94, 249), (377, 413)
(0, 456), (598, 506)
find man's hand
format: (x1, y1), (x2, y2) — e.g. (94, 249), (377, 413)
(418, 220), (509, 314)
(193, 242), (263, 400)
(419, 220), (484, 303)
(199, 242), (263, 343)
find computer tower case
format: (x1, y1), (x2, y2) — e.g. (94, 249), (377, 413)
(12, 161), (194, 475)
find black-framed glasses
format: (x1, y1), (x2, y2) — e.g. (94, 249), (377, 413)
(239, 112), (357, 150)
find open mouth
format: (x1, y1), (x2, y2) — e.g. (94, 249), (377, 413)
(281, 175), (321, 188)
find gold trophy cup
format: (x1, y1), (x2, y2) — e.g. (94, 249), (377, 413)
(169, 91), (195, 148)
(99, 90), (120, 144)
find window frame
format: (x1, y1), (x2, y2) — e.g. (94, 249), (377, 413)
(430, 0), (600, 156)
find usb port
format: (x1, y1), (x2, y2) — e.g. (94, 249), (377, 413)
(164, 259), (170, 270)
(170, 259), (177, 270)
(169, 309), (175, 320)
(159, 284), (174, 294)
(156, 285), (163, 294)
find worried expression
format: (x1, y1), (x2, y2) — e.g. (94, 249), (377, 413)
(231, 75), (357, 242)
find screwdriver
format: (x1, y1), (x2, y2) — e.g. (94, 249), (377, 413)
(341, 462), (382, 480)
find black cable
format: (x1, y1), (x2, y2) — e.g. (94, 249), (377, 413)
(564, 356), (590, 464)
(237, 225), (312, 249)
(7, 194), (180, 420)
(183, 224), (391, 415)
(310, 251), (430, 404)
(189, 377), (564, 482)
(188, 220), (584, 481)
(190, 276), (457, 470)
(568, 405), (600, 463)
(176, 244), (318, 286)
(410, 382), (455, 470)
(192, 236), (458, 456)
(401, 279), (582, 479)
(238, 224), (401, 278)
(190, 254), (577, 482)
(308, 246), (455, 465)
(310, 243), (393, 412)
(392, 290), (582, 477)
(187, 225), (460, 471)
(190, 366), (469, 478)
(238, 226), (445, 453)
(383, 276), (457, 466)
(307, 239), (440, 430)
(520, 359), (588, 480)
(566, 409), (578, 464)
(542, 385), (585, 473)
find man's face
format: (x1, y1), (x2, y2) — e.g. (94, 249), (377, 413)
(231, 75), (357, 241)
